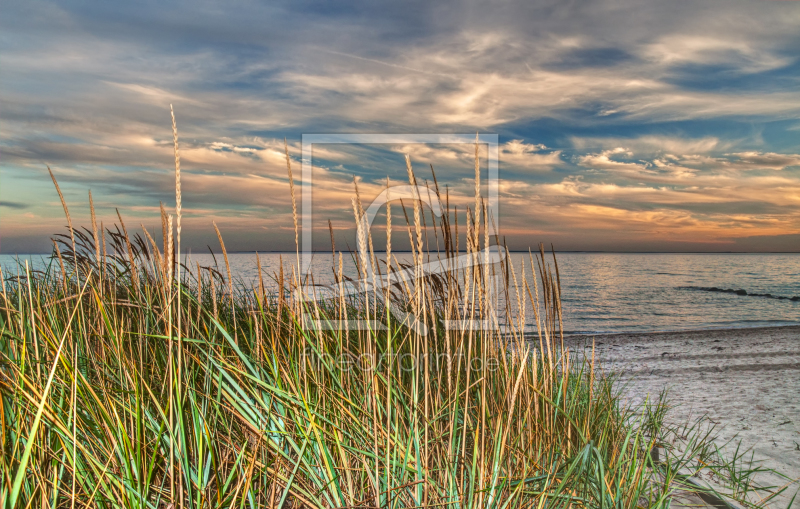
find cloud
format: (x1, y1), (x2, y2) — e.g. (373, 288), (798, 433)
(0, 201), (29, 209)
(725, 152), (800, 171)
(501, 140), (562, 170)
(3, 0), (800, 252)
(642, 35), (792, 72)
(571, 135), (728, 155)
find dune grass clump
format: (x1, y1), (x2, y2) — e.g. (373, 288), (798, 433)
(0, 136), (790, 509)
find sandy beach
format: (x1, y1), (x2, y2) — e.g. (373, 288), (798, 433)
(566, 326), (800, 507)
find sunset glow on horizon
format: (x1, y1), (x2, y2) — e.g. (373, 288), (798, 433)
(2, 1), (799, 253)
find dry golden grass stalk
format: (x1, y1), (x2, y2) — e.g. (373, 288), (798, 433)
(212, 221), (235, 339)
(256, 253), (265, 306)
(171, 105), (183, 383)
(385, 177), (391, 286)
(100, 220), (106, 283)
(284, 138), (303, 325)
(483, 200), (496, 329)
(328, 220), (336, 276)
(209, 267), (218, 319)
(0, 266), (10, 325)
(160, 203), (169, 280)
(464, 206), (474, 296)
(277, 254), (285, 317)
(352, 196), (369, 281)
(116, 208), (138, 294)
(167, 215), (174, 283)
(141, 225), (163, 273)
(52, 239), (67, 292)
(48, 167), (77, 279)
(352, 176), (376, 279)
(170, 105), (182, 250)
(89, 190), (101, 271)
(196, 261), (203, 325)
(474, 133), (481, 253)
(404, 155), (423, 263)
(284, 139), (298, 253)
(212, 221), (233, 295)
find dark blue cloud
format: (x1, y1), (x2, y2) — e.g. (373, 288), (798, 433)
(544, 47), (635, 70)
(0, 201), (29, 209)
(664, 57), (800, 93)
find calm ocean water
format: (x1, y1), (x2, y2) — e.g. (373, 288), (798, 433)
(2, 252), (798, 334)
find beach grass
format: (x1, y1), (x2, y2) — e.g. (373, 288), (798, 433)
(0, 141), (794, 509)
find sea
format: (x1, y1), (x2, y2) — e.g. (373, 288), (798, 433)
(2, 252), (798, 335)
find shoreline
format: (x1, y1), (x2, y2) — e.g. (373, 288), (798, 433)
(565, 325), (800, 507)
(564, 323), (800, 340)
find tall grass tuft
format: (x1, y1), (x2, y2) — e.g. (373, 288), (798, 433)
(1, 145), (793, 509)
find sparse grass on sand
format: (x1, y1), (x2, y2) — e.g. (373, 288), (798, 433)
(1, 135), (795, 508)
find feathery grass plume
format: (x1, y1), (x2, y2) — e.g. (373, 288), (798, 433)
(116, 208), (138, 295)
(285, 139), (299, 263)
(284, 138), (304, 332)
(352, 198), (369, 281)
(170, 108), (183, 433)
(404, 155), (424, 327)
(352, 177), (372, 280)
(170, 105), (182, 260)
(385, 176), (391, 285)
(404, 155), (423, 262)
(48, 167), (77, 281)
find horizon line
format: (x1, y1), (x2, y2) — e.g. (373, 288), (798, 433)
(2, 250), (799, 256)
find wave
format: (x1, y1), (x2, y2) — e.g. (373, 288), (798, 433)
(679, 286), (800, 301)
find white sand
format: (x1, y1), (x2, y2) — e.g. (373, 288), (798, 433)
(566, 326), (800, 508)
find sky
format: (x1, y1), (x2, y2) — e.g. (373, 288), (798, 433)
(1, 0), (799, 254)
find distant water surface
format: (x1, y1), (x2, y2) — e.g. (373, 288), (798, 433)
(2, 252), (798, 334)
